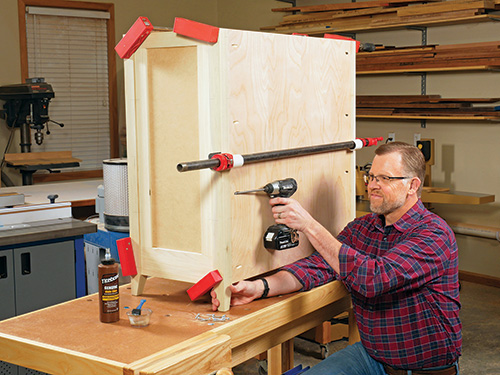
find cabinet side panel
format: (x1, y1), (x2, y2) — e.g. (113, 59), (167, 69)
(147, 47), (202, 253)
(225, 31), (356, 281)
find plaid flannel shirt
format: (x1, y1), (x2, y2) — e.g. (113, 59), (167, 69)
(282, 200), (461, 369)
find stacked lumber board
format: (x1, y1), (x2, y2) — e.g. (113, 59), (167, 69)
(263, 0), (500, 35)
(357, 41), (500, 73)
(357, 95), (500, 120)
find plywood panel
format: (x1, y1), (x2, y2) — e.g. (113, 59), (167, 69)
(223, 30), (355, 280)
(147, 46), (202, 253)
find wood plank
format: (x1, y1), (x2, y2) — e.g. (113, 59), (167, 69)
(272, 0), (441, 13)
(4, 152), (81, 166)
(372, 9), (483, 26)
(265, 14), (494, 35)
(427, 97), (500, 103)
(357, 113), (500, 120)
(130, 333), (232, 375)
(357, 95), (499, 103)
(267, 344), (282, 375)
(358, 56), (500, 65)
(357, 95), (442, 102)
(273, 1), (393, 13)
(459, 270), (500, 288)
(357, 65), (500, 73)
(421, 190), (495, 204)
(280, 7), (396, 26)
(358, 102), (467, 108)
(357, 59), (500, 68)
(397, 0), (495, 16)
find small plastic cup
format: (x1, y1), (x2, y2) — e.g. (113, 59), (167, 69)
(126, 308), (153, 327)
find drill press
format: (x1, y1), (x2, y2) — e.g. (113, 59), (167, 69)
(235, 178), (299, 251)
(0, 78), (63, 152)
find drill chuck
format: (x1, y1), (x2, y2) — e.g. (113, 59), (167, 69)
(234, 178), (297, 198)
(263, 178), (297, 198)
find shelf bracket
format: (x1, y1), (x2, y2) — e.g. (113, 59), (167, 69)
(406, 26), (428, 128)
(405, 26), (428, 45)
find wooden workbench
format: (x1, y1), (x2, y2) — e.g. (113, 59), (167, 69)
(0, 277), (352, 375)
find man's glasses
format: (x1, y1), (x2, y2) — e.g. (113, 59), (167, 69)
(364, 173), (411, 184)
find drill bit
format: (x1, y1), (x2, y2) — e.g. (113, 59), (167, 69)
(234, 188), (266, 195)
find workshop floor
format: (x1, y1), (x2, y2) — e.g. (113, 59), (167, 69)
(232, 280), (500, 375)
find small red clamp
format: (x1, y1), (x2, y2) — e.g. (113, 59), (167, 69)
(324, 33), (361, 52)
(211, 153), (234, 171)
(115, 17), (154, 59)
(173, 18), (219, 43)
(357, 137), (384, 147)
(116, 237), (137, 276)
(187, 270), (223, 301)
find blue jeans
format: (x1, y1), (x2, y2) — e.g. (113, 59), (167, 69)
(305, 342), (459, 375)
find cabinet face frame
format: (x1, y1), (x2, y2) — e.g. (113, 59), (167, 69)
(125, 28), (356, 310)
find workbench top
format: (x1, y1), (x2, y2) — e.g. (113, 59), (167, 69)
(0, 217), (97, 247)
(0, 277), (351, 375)
(0, 278), (280, 363)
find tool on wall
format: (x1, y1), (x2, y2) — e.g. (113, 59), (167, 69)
(356, 163), (371, 201)
(416, 138), (434, 187)
(235, 178), (299, 251)
(177, 137), (383, 173)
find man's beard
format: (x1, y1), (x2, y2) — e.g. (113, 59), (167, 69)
(370, 192), (406, 216)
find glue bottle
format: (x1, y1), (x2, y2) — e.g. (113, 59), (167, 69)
(98, 248), (120, 323)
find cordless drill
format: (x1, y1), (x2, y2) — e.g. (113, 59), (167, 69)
(234, 178), (299, 250)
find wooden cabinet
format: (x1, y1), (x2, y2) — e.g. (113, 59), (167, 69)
(124, 26), (356, 310)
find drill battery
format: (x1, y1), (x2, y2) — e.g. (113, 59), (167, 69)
(264, 224), (299, 251)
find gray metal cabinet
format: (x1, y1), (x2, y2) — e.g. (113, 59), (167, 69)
(0, 249), (16, 320)
(0, 240), (75, 375)
(0, 240), (76, 319)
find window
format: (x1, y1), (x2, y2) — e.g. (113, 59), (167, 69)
(18, 0), (118, 182)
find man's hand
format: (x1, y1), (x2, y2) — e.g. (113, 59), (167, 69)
(270, 197), (315, 232)
(210, 280), (263, 311)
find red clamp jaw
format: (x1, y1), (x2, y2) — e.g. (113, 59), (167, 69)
(210, 153), (234, 171)
(352, 137), (384, 150)
(357, 137), (384, 147)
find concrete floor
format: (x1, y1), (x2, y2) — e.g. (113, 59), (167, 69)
(232, 281), (500, 375)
